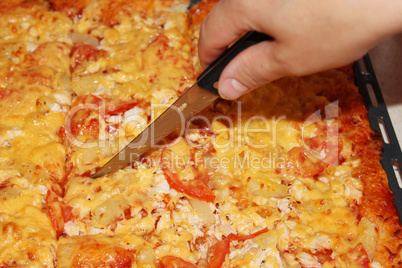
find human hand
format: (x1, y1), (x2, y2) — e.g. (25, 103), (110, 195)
(198, 0), (402, 99)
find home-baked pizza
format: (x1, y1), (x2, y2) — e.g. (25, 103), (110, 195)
(0, 0), (401, 267)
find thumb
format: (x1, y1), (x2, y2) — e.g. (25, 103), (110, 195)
(218, 41), (284, 100)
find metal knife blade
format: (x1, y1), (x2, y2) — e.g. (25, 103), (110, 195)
(92, 31), (272, 178)
(92, 84), (218, 178)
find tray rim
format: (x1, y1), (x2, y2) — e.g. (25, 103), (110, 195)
(354, 55), (402, 221)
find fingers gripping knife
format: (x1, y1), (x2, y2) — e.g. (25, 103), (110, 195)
(93, 31), (272, 178)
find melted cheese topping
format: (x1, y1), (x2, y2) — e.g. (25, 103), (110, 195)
(0, 0), (399, 267)
(0, 207), (57, 267)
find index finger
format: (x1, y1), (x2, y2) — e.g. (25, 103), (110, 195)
(198, 0), (272, 68)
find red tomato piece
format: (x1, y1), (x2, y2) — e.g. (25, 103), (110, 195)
(70, 109), (100, 138)
(227, 227), (269, 241)
(206, 228), (269, 268)
(70, 43), (108, 72)
(68, 94), (104, 138)
(161, 149), (215, 202)
(79, 170), (93, 177)
(303, 122), (340, 168)
(206, 237), (230, 268)
(105, 100), (139, 115)
(62, 205), (75, 223)
(281, 146), (327, 178)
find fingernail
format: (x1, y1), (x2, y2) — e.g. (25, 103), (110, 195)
(220, 79), (249, 100)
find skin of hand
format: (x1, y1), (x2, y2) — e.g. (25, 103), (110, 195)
(198, 0), (402, 99)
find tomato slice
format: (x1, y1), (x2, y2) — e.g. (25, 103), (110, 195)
(278, 121), (341, 177)
(70, 43), (108, 72)
(68, 94), (148, 140)
(62, 205), (75, 223)
(161, 148), (215, 202)
(280, 146), (327, 177)
(70, 109), (100, 138)
(105, 101), (139, 115)
(227, 227), (269, 241)
(206, 237), (230, 268)
(160, 256), (198, 268)
(206, 228), (269, 268)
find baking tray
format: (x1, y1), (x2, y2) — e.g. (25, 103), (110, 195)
(354, 55), (402, 220)
(188, 0), (200, 10)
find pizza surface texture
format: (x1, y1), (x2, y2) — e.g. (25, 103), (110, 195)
(0, 0), (401, 267)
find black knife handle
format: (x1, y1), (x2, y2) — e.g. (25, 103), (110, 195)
(197, 31), (273, 95)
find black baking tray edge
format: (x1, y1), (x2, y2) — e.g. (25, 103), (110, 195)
(188, 0), (200, 11)
(354, 55), (402, 220)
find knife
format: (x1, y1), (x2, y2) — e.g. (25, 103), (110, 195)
(92, 31), (272, 178)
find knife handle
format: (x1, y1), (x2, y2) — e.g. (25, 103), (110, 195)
(197, 31), (273, 95)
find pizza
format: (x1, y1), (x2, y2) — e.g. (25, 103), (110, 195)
(0, 0), (401, 267)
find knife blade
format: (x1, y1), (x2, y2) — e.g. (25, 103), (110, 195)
(92, 31), (272, 178)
